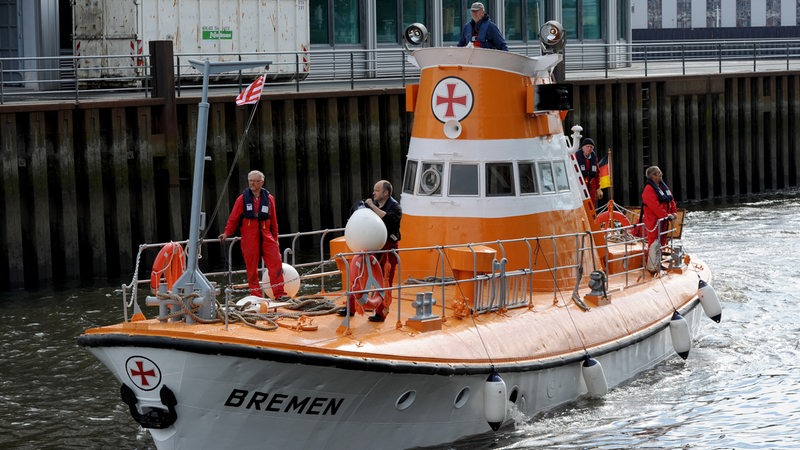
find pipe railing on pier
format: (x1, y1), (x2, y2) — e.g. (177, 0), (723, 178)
(5, 39), (800, 104)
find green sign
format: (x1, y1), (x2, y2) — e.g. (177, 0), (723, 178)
(202, 30), (233, 40)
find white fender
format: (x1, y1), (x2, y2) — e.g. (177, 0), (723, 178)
(582, 356), (608, 398)
(484, 372), (507, 431)
(262, 263), (301, 299)
(236, 295), (264, 313)
(669, 312), (691, 360)
(697, 279), (722, 323)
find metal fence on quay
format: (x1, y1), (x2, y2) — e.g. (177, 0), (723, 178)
(3, 39), (800, 105)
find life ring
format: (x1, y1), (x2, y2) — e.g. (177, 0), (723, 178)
(150, 242), (186, 290)
(420, 167), (441, 195)
(595, 210), (632, 230)
(348, 253), (386, 314)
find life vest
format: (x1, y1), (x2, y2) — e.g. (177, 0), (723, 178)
(575, 150), (599, 179)
(242, 188), (270, 220)
(150, 242), (186, 290)
(348, 253), (386, 314)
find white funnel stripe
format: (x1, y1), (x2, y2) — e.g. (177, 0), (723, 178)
(407, 136), (569, 160)
(402, 137), (585, 218)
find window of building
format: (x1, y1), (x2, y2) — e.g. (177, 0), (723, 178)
(376, 0), (426, 44)
(442, 0), (465, 42)
(736, 0), (750, 27)
(766, 0), (781, 26)
(562, 0), (601, 40)
(376, 0), (399, 43)
(449, 163), (479, 195)
(677, 0), (691, 28)
(310, 0), (361, 45)
(486, 162), (515, 196)
(707, 0), (721, 27)
(504, 0), (544, 42)
(403, 160), (418, 194)
(616, 0), (629, 40)
(519, 162), (538, 194)
(647, 0), (662, 28)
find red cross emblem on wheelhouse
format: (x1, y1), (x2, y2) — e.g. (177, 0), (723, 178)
(125, 356), (162, 391)
(431, 77), (473, 123)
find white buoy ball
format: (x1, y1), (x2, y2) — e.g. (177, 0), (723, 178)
(262, 263), (301, 299)
(344, 208), (387, 252)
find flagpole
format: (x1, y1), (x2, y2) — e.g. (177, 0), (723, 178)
(607, 148), (613, 206)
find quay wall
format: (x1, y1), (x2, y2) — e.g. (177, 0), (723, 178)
(1, 73), (798, 290)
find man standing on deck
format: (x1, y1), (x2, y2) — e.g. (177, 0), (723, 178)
(362, 180), (402, 322)
(219, 170), (287, 299)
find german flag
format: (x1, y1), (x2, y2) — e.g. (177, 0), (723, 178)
(598, 155), (611, 189)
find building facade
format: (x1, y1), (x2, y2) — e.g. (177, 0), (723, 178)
(632, 0), (800, 40)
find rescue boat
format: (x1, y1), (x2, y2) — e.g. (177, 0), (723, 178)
(78, 22), (721, 450)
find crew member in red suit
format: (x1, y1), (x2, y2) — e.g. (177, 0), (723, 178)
(219, 170), (287, 299)
(575, 137), (604, 207)
(641, 166), (678, 248)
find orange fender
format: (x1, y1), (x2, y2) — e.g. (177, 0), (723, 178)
(595, 210), (631, 230)
(150, 242), (186, 290)
(349, 253), (386, 314)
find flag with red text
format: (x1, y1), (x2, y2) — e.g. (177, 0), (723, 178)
(235, 75), (265, 105)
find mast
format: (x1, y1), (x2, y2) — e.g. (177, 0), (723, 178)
(169, 59), (271, 323)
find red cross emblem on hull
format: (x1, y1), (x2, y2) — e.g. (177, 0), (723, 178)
(431, 77), (473, 123)
(125, 356), (162, 391)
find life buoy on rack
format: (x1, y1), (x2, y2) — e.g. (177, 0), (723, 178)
(348, 253), (386, 314)
(594, 210), (632, 230)
(150, 242), (186, 290)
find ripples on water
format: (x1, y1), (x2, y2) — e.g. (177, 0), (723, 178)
(1, 189), (799, 449)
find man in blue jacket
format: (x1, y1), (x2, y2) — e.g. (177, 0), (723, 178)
(457, 2), (508, 51)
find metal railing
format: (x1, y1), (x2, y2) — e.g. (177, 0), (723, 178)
(4, 39), (800, 104)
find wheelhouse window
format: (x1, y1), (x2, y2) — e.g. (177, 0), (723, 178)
(486, 162), (515, 197)
(519, 162), (538, 194)
(449, 163), (479, 196)
(403, 160), (419, 194)
(553, 161), (570, 191)
(419, 162), (444, 196)
(538, 162), (555, 193)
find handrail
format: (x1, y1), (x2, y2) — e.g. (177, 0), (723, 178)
(4, 39), (800, 104)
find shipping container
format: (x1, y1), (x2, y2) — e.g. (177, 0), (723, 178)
(72, 0), (310, 82)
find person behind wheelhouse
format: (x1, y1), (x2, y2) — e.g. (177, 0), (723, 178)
(641, 166), (678, 248)
(457, 2), (509, 51)
(575, 137), (604, 208)
(338, 180), (402, 322)
(218, 170), (288, 300)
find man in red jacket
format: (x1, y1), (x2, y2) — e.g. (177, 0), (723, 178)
(641, 166), (678, 248)
(219, 170), (287, 298)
